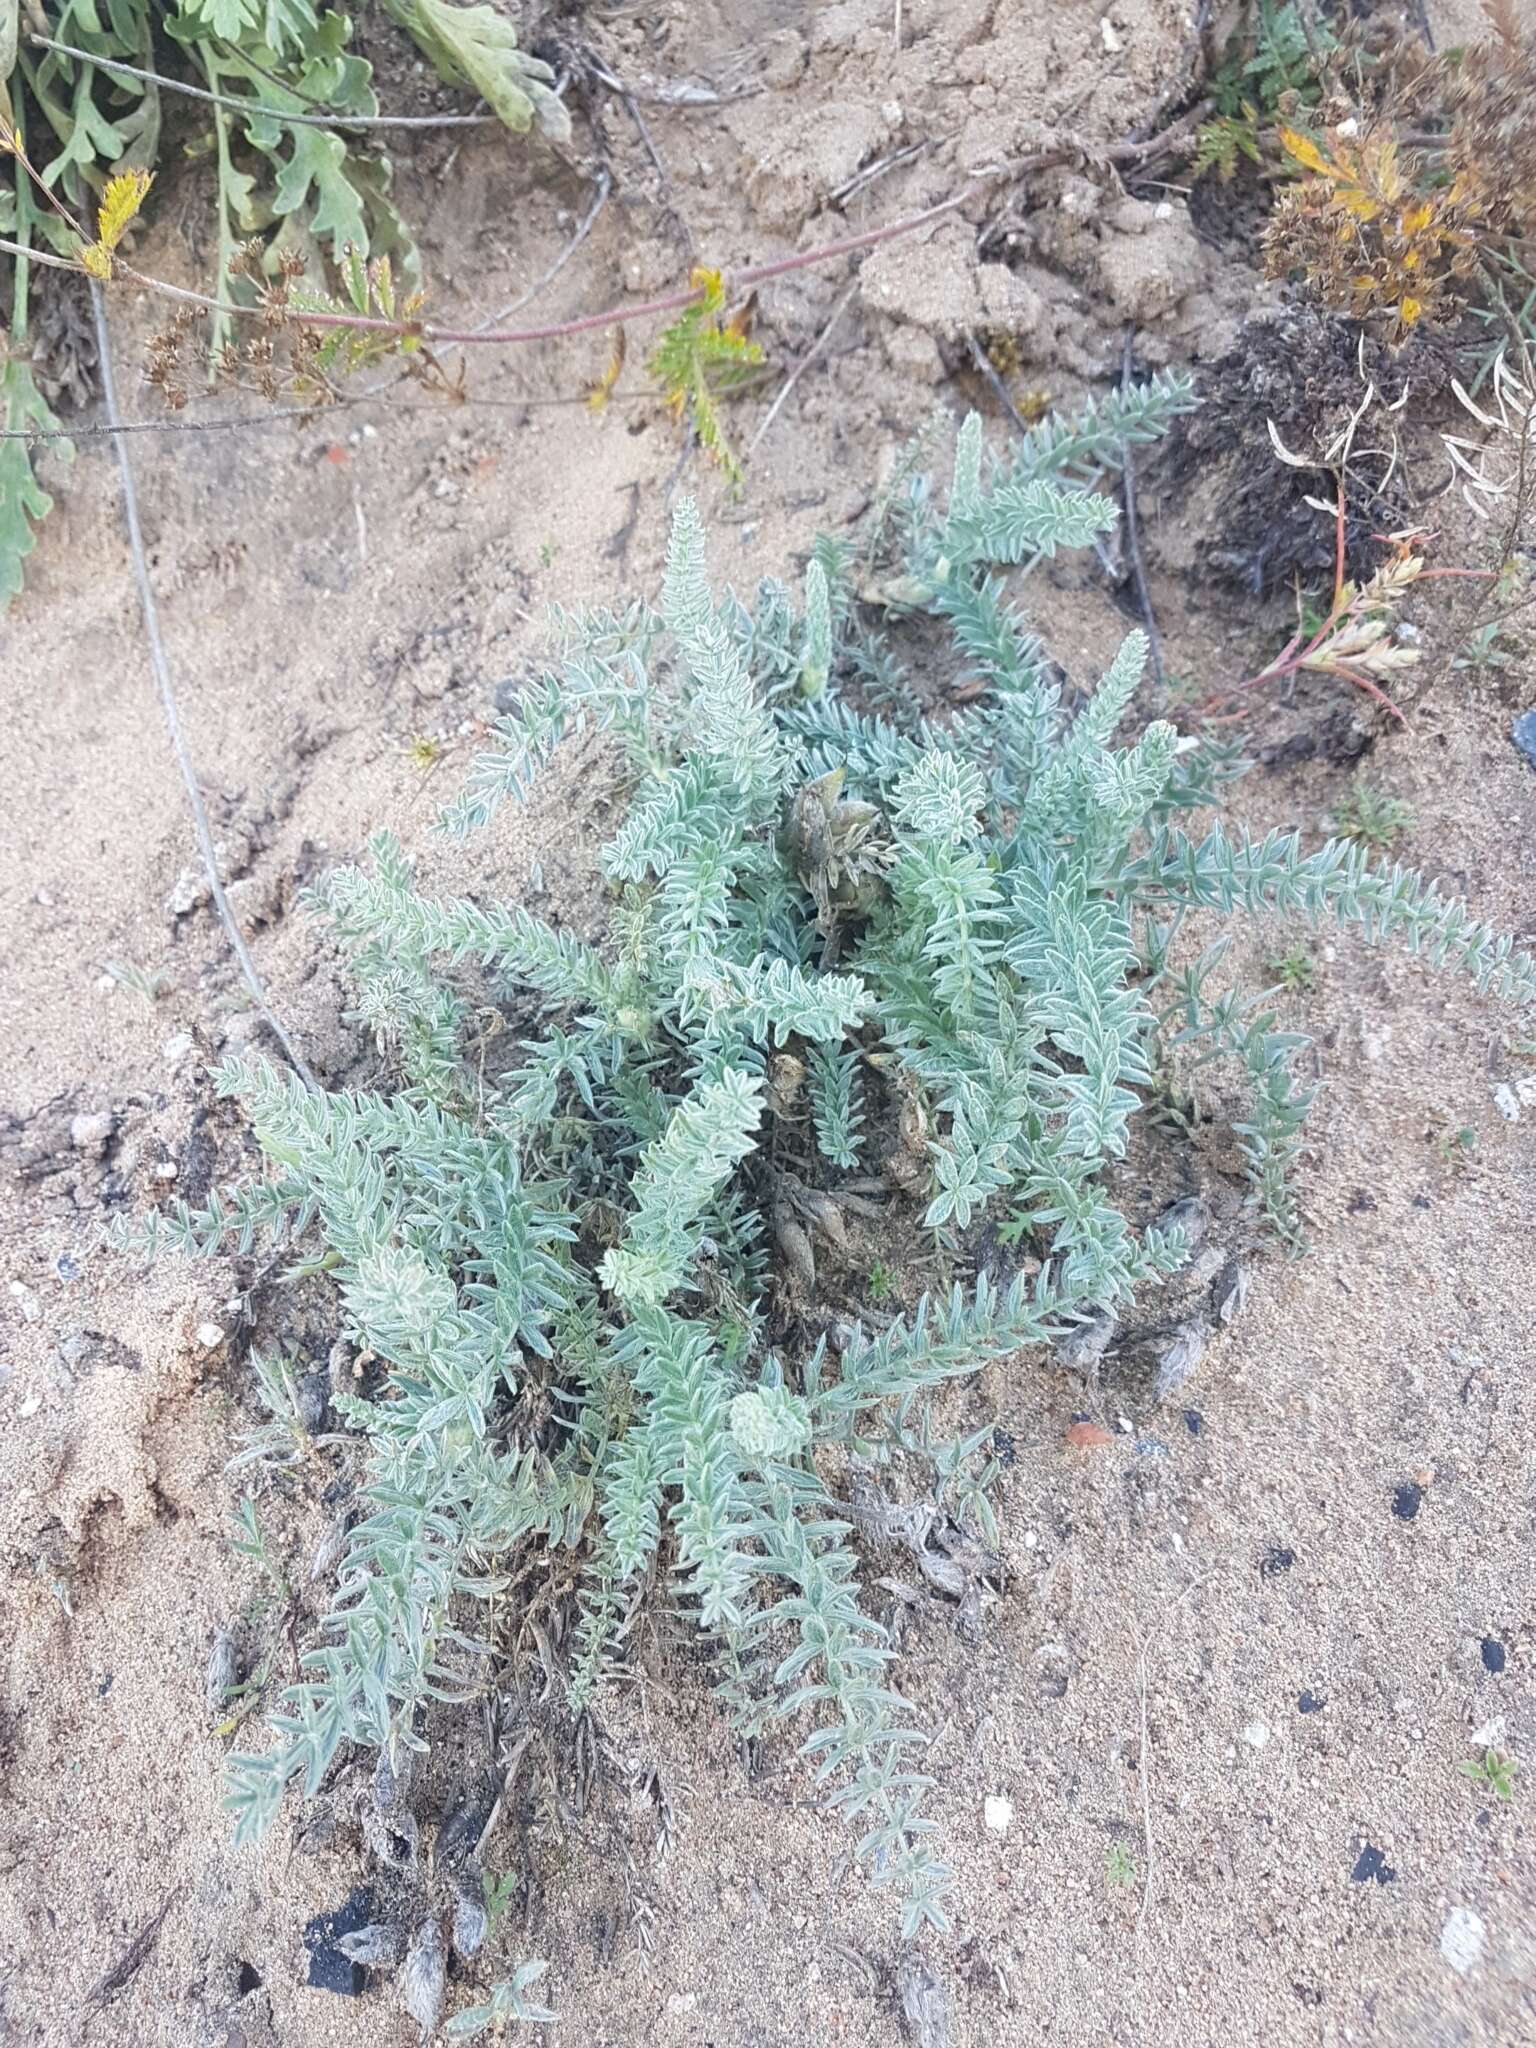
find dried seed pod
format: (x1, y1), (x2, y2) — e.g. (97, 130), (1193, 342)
(373, 1740), (417, 1816)
(1153, 1316), (1213, 1403)
(1053, 1303), (1117, 1375)
(766, 1052), (806, 1119)
(896, 1075), (929, 1159)
(773, 1205), (816, 1298)
(436, 1781), (496, 1873)
(328, 1339), (360, 1409)
(898, 1948), (953, 2048)
(848, 1475), (937, 1555)
(451, 1879), (488, 1960)
(1154, 1194), (1210, 1252)
(796, 1186), (849, 1248)
(205, 1626), (239, 1715)
(337, 1921), (399, 1968)
(397, 1917), (446, 2036)
(308, 1515), (349, 1583)
(916, 1548), (968, 1600)
(295, 1371), (328, 1434)
(1211, 1257), (1251, 1327)
(361, 1796), (419, 1870)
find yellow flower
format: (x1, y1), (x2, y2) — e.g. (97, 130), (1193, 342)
(96, 168), (154, 253)
(78, 169), (154, 280)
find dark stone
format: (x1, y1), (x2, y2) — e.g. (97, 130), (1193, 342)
(55, 1252), (81, 1282)
(1184, 1409), (1204, 1436)
(302, 1886), (376, 1997)
(1261, 732), (1317, 770)
(236, 1961), (262, 1996)
(1480, 1637), (1507, 1675)
(1260, 1546), (1296, 1580)
(1347, 1188), (1376, 1214)
(1512, 709), (1536, 771)
(1351, 1843), (1397, 1885)
(1297, 1690), (1326, 1714)
(1392, 1482), (1423, 1521)
(296, 1372), (329, 1434)
(492, 676), (525, 715)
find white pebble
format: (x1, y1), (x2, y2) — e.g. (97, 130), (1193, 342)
(9, 1282), (41, 1324)
(1241, 1720), (1271, 1749)
(161, 1032), (194, 1064)
(984, 1794), (1013, 1834)
(153, 1161), (179, 1181)
(70, 1111), (114, 1154)
(196, 1323), (226, 1350)
(1440, 1907), (1486, 1976)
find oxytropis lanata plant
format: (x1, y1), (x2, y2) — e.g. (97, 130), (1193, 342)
(116, 381), (1535, 1959)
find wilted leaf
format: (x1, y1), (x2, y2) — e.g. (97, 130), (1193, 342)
(1278, 126), (1331, 176)
(383, 0), (571, 141)
(1, 359), (72, 611)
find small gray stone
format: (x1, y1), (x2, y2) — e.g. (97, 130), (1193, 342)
(165, 867), (209, 919)
(221, 1010), (268, 1052)
(1512, 709), (1536, 771)
(1440, 1906), (1486, 1976)
(69, 1110), (115, 1156)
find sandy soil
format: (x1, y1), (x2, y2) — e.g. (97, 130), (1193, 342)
(2, 3), (1533, 2044)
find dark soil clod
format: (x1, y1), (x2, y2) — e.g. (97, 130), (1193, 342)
(302, 1886), (377, 1998)
(1391, 1482), (1424, 1522)
(1350, 1844), (1397, 1885)
(1260, 1546), (1296, 1579)
(1154, 307), (1452, 597)
(1297, 1691), (1326, 1714)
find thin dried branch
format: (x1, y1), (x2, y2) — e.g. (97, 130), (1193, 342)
(89, 281), (318, 1090)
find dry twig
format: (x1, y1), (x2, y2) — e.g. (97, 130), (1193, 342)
(83, 1885), (184, 2011)
(1118, 328), (1164, 684)
(89, 281), (318, 1089)
(748, 277), (860, 457)
(29, 32), (503, 129)
(0, 111), (1206, 358)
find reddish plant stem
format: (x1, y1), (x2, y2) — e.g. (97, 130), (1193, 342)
(0, 110), (1206, 354)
